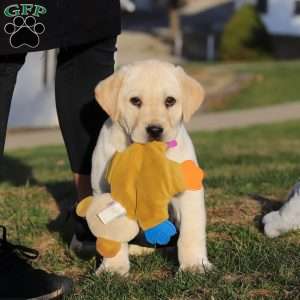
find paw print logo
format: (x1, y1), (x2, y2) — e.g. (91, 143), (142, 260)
(4, 16), (45, 49)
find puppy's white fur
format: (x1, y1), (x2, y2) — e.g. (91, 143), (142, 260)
(263, 182), (300, 238)
(91, 60), (212, 275)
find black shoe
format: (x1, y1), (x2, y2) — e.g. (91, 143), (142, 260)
(0, 226), (73, 300)
(69, 213), (96, 259)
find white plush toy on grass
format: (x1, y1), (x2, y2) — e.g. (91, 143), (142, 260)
(263, 181), (300, 238)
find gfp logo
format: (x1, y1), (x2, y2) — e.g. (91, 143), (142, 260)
(3, 4), (47, 49)
(4, 4), (47, 18)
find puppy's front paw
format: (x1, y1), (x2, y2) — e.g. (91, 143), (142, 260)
(96, 258), (130, 276)
(179, 258), (213, 273)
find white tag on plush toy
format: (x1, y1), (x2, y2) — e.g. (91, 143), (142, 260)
(97, 201), (126, 224)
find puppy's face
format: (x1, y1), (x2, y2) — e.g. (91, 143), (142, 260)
(95, 60), (205, 143)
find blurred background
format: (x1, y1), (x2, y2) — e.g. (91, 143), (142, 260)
(7, 0), (300, 130)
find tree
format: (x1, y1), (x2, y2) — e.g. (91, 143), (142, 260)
(220, 4), (272, 61)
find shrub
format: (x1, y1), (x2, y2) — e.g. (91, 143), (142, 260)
(220, 4), (272, 61)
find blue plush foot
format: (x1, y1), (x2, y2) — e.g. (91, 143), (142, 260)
(144, 220), (177, 245)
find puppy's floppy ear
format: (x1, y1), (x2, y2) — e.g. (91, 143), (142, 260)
(95, 67), (127, 121)
(176, 66), (205, 122)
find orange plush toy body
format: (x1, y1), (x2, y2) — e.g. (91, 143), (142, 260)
(76, 141), (204, 257)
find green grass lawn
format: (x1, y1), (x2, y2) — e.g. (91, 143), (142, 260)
(186, 60), (300, 112)
(1, 121), (300, 299)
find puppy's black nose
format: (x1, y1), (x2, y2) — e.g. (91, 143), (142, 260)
(146, 125), (164, 139)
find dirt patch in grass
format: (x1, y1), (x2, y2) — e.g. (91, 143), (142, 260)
(64, 266), (88, 280)
(247, 288), (277, 298)
(207, 231), (232, 241)
(33, 233), (57, 253)
(223, 272), (272, 284)
(186, 65), (255, 112)
(41, 197), (60, 217)
(208, 197), (261, 225)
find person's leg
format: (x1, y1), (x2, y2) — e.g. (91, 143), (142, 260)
(0, 54), (26, 160)
(55, 38), (117, 255)
(0, 54), (73, 299)
(55, 37), (117, 202)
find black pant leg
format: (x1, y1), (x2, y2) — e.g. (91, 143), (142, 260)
(0, 54), (26, 161)
(55, 37), (117, 175)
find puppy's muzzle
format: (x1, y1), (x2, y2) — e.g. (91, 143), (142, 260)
(146, 125), (164, 140)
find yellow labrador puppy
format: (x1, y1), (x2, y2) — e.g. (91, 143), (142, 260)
(91, 60), (212, 275)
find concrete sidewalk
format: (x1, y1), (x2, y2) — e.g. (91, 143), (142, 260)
(5, 102), (300, 151)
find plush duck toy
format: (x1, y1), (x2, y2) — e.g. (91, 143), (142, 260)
(76, 141), (204, 258)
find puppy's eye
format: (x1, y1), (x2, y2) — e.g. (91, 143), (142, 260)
(165, 96), (176, 108)
(130, 97), (142, 108)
